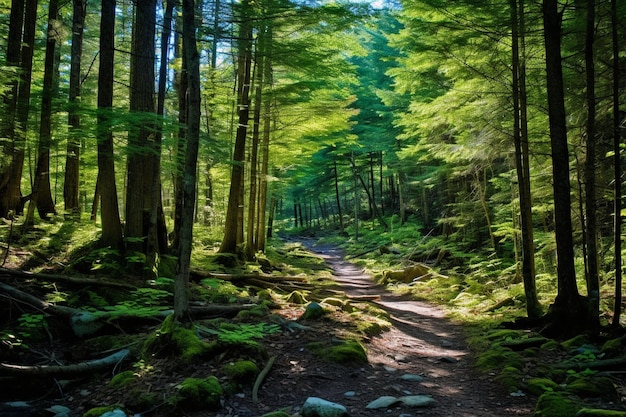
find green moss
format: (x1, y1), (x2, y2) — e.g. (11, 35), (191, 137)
(475, 347), (523, 372)
(223, 360), (259, 383)
(354, 316), (391, 337)
(143, 315), (214, 363)
(125, 389), (160, 410)
(600, 338), (624, 358)
(541, 340), (562, 351)
(526, 377), (560, 396)
(494, 366), (523, 393)
(576, 409), (626, 417)
(307, 340), (368, 364)
(83, 406), (122, 417)
(535, 392), (582, 417)
(566, 375), (617, 399)
(561, 335), (590, 351)
(286, 291), (308, 304)
(174, 376), (223, 411)
(321, 297), (345, 307)
(109, 370), (135, 388)
(236, 304), (270, 320)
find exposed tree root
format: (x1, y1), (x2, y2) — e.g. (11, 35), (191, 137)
(0, 348), (130, 377)
(252, 355), (276, 402)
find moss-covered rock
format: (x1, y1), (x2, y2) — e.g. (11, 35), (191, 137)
(494, 366), (523, 393)
(223, 360), (259, 383)
(124, 389), (159, 411)
(286, 291), (308, 304)
(535, 392), (582, 417)
(300, 302), (326, 320)
(561, 335), (591, 351)
(475, 347), (523, 372)
(173, 376), (223, 411)
(600, 338), (625, 358)
(307, 340), (368, 364)
(565, 375), (617, 399)
(109, 370), (135, 388)
(354, 317), (390, 337)
(526, 377), (560, 396)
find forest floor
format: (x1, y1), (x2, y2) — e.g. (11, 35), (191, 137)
(1, 237), (537, 417)
(225, 238), (535, 417)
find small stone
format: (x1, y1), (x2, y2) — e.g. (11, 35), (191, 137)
(398, 395), (436, 408)
(365, 396), (399, 409)
(400, 374), (424, 382)
(343, 391), (357, 397)
(301, 397), (348, 417)
(384, 365), (398, 372)
(394, 354), (409, 363)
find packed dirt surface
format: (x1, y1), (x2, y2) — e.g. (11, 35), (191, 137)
(222, 240), (534, 417)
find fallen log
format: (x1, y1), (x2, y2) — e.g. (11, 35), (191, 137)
(191, 270), (307, 283)
(1, 281), (257, 337)
(0, 267), (136, 289)
(0, 349), (130, 377)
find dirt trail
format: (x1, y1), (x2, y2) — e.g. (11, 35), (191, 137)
(298, 240), (534, 417)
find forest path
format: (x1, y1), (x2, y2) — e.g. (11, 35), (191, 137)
(298, 237), (534, 417)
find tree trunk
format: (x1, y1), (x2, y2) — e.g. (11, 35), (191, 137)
(610, 0), (622, 327)
(171, 30), (187, 251)
(174, 0), (201, 322)
(257, 35), (273, 252)
(97, 0), (123, 250)
(126, 0), (159, 260)
(25, 0), (59, 225)
(0, 0), (25, 218)
(220, 0), (253, 254)
(64, 0), (86, 215)
(334, 161), (344, 233)
(511, 0), (541, 319)
(583, 0), (599, 331)
(541, 0), (586, 337)
(3, 0), (37, 217)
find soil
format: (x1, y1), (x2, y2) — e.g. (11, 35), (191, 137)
(0, 239), (536, 417)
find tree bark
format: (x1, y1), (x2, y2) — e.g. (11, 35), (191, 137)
(64, 0), (86, 214)
(25, 0), (59, 225)
(541, 0), (586, 336)
(97, 0), (123, 250)
(174, 0), (202, 321)
(0, 0), (25, 218)
(511, 0), (541, 319)
(126, 0), (159, 259)
(610, 0), (622, 327)
(583, 0), (599, 331)
(220, 0), (253, 254)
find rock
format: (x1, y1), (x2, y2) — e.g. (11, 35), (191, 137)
(44, 405), (71, 417)
(301, 397), (349, 417)
(301, 302), (326, 320)
(398, 395), (436, 407)
(365, 396), (399, 409)
(400, 374), (424, 382)
(100, 410), (127, 417)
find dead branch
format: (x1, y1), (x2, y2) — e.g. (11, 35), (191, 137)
(0, 349), (130, 377)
